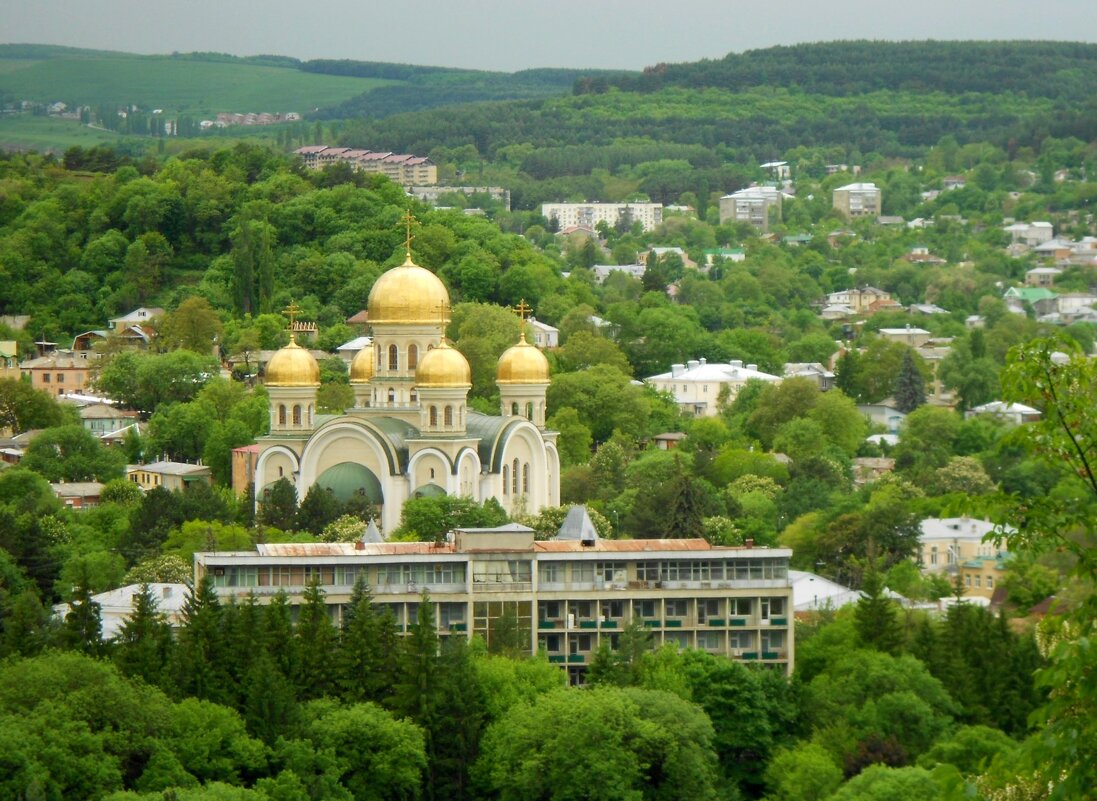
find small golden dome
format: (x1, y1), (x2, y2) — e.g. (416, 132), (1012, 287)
(416, 341), (471, 387)
(265, 340), (320, 387)
(349, 345), (375, 383)
(497, 334), (550, 384)
(367, 255), (451, 326)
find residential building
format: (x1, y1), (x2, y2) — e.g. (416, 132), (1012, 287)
(789, 570), (904, 613)
(252, 246), (559, 533)
(592, 264), (646, 283)
(1004, 286), (1057, 315)
(108, 307), (164, 335)
(50, 481), (103, 510)
(1026, 267), (1062, 287)
(852, 457), (895, 487)
(652, 432), (686, 451)
(918, 517), (1011, 600)
(195, 520), (795, 682)
(832, 182), (881, 217)
(1003, 221), (1054, 248)
(718, 186), (783, 231)
(646, 358), (781, 417)
(966, 401), (1041, 425)
(702, 248), (746, 266)
(335, 336), (373, 364)
(20, 350), (94, 396)
(53, 584), (188, 640)
(528, 319), (559, 349)
(127, 461), (213, 491)
(0, 340), (18, 380)
(877, 327), (932, 348)
(408, 186), (510, 211)
(78, 403), (138, 436)
(541, 202), (663, 233)
(823, 286), (897, 315)
(295, 146), (437, 185)
(759, 161), (791, 180)
(858, 400), (907, 434)
(783, 362), (835, 391)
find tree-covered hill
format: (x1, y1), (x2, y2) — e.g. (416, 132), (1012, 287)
(579, 40), (1097, 101)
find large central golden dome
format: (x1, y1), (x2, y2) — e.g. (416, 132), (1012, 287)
(497, 333), (550, 384)
(266, 340), (321, 387)
(416, 341), (471, 387)
(367, 255), (451, 326)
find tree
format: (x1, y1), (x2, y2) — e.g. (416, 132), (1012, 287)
(259, 477), (298, 530)
(171, 576), (230, 703)
(295, 579), (337, 698)
(854, 551), (904, 654)
(60, 563), (104, 656)
(114, 584), (175, 688)
(337, 576), (398, 704)
(20, 424), (125, 482)
(231, 217), (276, 315)
(158, 296), (224, 354)
(765, 743), (844, 801)
(297, 485), (344, 536)
(0, 378), (68, 432)
(893, 349), (926, 413)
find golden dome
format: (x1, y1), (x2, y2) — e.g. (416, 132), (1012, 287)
(367, 255), (451, 326)
(265, 339), (320, 387)
(416, 341), (471, 388)
(497, 334), (550, 384)
(349, 345), (375, 383)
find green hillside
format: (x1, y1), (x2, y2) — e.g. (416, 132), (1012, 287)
(0, 48), (389, 115)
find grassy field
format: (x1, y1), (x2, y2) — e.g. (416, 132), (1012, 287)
(0, 113), (126, 152)
(0, 55), (395, 115)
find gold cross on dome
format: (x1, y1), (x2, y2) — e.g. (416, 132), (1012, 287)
(513, 299), (533, 321)
(433, 300), (451, 331)
(282, 301), (302, 341)
(401, 208), (417, 260)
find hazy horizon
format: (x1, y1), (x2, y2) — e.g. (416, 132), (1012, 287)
(3, 1), (1096, 73)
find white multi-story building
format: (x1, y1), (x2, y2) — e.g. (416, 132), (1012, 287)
(196, 520), (794, 683)
(646, 358), (782, 417)
(832, 182), (881, 217)
(718, 186), (784, 231)
(541, 202), (663, 233)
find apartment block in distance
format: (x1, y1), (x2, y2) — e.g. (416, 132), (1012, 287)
(541, 202), (663, 233)
(195, 516), (794, 683)
(294, 146), (437, 185)
(832, 182), (881, 217)
(718, 186), (783, 231)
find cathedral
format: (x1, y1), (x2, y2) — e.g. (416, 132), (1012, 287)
(253, 239), (560, 533)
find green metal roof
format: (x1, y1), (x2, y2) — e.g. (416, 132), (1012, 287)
(316, 462), (384, 505)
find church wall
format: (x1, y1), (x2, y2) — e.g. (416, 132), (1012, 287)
(256, 447), (298, 490)
(411, 451), (450, 492)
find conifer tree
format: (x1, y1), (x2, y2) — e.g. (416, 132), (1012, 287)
(61, 567), (104, 657)
(853, 550), (903, 654)
(295, 577), (337, 698)
(337, 575), (397, 703)
(171, 575), (230, 702)
(263, 590), (298, 680)
(429, 634), (487, 801)
(391, 591), (439, 725)
(114, 583), (174, 688)
(893, 349), (926, 413)
(245, 650), (300, 744)
(0, 587), (51, 658)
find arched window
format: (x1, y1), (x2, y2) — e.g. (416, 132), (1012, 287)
(388, 344), (398, 371)
(511, 402), (519, 416)
(444, 405), (454, 427)
(410, 390), (418, 403)
(429, 467), (435, 479)
(429, 405), (438, 426)
(525, 402), (534, 420)
(278, 405), (287, 425)
(278, 466), (284, 477)
(408, 344), (419, 370)
(292, 405), (302, 425)
(387, 388), (395, 403)
(377, 345), (383, 368)
(523, 463), (530, 494)
(502, 465), (509, 495)
(512, 458), (520, 495)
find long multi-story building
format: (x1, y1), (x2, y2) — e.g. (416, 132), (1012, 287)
(195, 520), (794, 683)
(541, 202), (663, 233)
(294, 146), (437, 185)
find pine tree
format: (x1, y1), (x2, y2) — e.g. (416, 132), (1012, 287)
(114, 583), (174, 688)
(391, 591), (439, 725)
(337, 576), (396, 703)
(244, 650), (299, 744)
(853, 551), (903, 654)
(171, 576), (230, 702)
(61, 568), (104, 657)
(0, 587), (51, 658)
(263, 590), (298, 680)
(295, 577), (337, 698)
(893, 349), (926, 413)
(429, 635), (487, 801)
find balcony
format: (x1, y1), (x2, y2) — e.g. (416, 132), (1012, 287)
(448, 623), (467, 632)
(567, 653), (586, 664)
(770, 617), (788, 626)
(538, 620), (558, 630)
(730, 618), (748, 627)
(601, 620), (619, 629)
(548, 654), (566, 664)
(741, 652), (759, 660)
(664, 619), (683, 628)
(643, 619), (661, 628)
(578, 620), (598, 630)
(705, 618), (726, 627)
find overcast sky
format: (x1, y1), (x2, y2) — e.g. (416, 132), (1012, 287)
(3, 0), (1096, 72)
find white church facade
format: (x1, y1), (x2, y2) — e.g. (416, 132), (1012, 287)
(253, 244), (560, 533)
